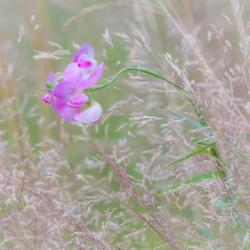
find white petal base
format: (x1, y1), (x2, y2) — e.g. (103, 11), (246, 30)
(74, 102), (102, 124)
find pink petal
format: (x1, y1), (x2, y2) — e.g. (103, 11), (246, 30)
(53, 80), (82, 98)
(74, 102), (102, 124)
(53, 99), (80, 121)
(67, 93), (89, 107)
(73, 43), (95, 63)
(63, 63), (88, 83)
(78, 56), (97, 70)
(80, 63), (104, 89)
(42, 93), (52, 104)
(47, 72), (56, 83)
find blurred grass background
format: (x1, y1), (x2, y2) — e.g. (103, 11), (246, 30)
(0, 1), (250, 249)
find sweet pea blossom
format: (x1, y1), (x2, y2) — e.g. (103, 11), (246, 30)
(63, 43), (104, 89)
(42, 43), (104, 124)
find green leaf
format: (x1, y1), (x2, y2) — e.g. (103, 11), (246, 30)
(170, 170), (225, 192)
(170, 111), (214, 136)
(171, 111), (204, 128)
(167, 141), (216, 167)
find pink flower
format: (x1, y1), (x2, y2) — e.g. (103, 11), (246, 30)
(42, 43), (104, 124)
(47, 72), (56, 83)
(63, 43), (104, 89)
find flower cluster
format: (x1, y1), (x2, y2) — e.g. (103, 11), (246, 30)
(42, 43), (104, 124)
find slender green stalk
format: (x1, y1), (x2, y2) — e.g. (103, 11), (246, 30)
(89, 66), (185, 92)
(90, 66), (204, 122)
(213, 151), (248, 244)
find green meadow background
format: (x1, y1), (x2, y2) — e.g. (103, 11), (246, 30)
(0, 1), (250, 249)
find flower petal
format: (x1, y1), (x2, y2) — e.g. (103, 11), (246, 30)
(74, 102), (102, 124)
(63, 63), (88, 83)
(53, 80), (81, 98)
(67, 93), (89, 107)
(42, 93), (52, 104)
(78, 56), (97, 70)
(53, 98), (81, 121)
(80, 63), (104, 89)
(73, 43), (95, 63)
(47, 72), (56, 83)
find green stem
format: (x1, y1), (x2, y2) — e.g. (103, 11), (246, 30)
(89, 66), (204, 121)
(89, 66), (185, 93)
(213, 149), (248, 244)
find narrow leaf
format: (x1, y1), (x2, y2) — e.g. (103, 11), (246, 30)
(171, 111), (214, 136)
(170, 170), (225, 192)
(167, 141), (215, 167)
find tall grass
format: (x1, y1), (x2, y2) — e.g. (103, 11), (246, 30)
(0, 0), (250, 249)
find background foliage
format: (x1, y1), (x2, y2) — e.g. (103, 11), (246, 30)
(0, 1), (250, 249)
